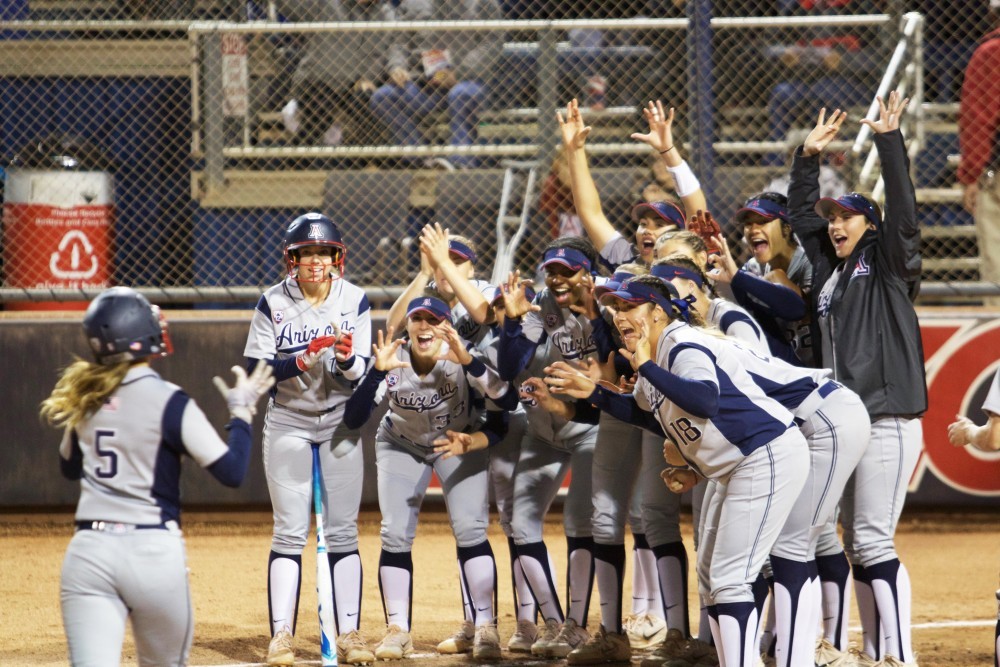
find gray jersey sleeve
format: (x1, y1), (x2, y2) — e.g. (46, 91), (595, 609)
(983, 369), (1000, 417)
(179, 400), (232, 468)
(600, 232), (637, 270)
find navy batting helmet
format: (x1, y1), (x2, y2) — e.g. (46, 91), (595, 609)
(83, 287), (171, 365)
(282, 212), (346, 282)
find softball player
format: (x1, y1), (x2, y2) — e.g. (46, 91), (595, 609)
(948, 368), (1000, 667)
(546, 275), (811, 667)
(343, 294), (516, 661)
(498, 237), (606, 658)
(42, 287), (273, 667)
(243, 212), (374, 666)
(791, 94), (926, 666)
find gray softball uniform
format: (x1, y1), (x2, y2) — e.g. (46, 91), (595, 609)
(59, 366), (252, 667)
(343, 344), (511, 631)
(244, 276), (371, 637)
(741, 244), (815, 366)
(588, 320), (810, 663)
(498, 288), (601, 628)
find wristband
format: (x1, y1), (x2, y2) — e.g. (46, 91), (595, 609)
(659, 145), (674, 154)
(668, 160), (701, 197)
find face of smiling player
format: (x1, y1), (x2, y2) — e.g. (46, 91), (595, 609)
(611, 300), (655, 354)
(406, 312), (445, 362)
(742, 214), (793, 266)
(295, 246), (337, 283)
(635, 213), (677, 263)
(544, 264), (590, 309)
(826, 209), (874, 259)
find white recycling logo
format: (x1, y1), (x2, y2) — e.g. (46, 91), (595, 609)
(49, 230), (100, 280)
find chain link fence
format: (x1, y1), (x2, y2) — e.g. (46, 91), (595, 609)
(0, 0), (993, 307)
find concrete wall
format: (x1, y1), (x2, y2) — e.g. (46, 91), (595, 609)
(3, 309), (999, 510)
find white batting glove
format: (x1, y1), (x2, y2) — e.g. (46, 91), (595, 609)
(213, 361), (275, 423)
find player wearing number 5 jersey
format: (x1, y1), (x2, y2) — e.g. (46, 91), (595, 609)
(42, 287), (273, 667)
(546, 275), (811, 667)
(344, 294), (517, 662)
(243, 212), (374, 666)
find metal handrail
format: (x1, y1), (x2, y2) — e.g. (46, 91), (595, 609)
(852, 11), (924, 198)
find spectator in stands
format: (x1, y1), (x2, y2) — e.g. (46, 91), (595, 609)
(915, 0), (991, 102)
(280, 0), (398, 147)
(764, 0), (881, 165)
(958, 0), (1000, 306)
(370, 0), (504, 170)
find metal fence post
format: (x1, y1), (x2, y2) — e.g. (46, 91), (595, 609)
(203, 30), (225, 194)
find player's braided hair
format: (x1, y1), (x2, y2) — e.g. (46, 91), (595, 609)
(41, 359), (131, 429)
(653, 254), (719, 299)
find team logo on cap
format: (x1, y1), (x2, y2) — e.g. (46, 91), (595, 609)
(422, 298), (432, 306)
(557, 249), (566, 257)
(308, 223), (325, 239)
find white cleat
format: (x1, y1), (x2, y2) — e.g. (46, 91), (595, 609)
(507, 619), (538, 653)
(266, 627), (295, 666)
(435, 619), (474, 654)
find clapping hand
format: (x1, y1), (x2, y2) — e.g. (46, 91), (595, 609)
(435, 322), (473, 365)
(501, 270), (541, 320)
(213, 361), (276, 423)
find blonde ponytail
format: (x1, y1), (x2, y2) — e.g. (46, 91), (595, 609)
(40, 359), (130, 429)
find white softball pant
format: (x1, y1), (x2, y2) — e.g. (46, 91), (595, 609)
(61, 527), (191, 667)
(263, 403), (364, 555)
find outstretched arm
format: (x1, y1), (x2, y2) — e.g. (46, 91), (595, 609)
(559, 99), (618, 251)
(862, 92), (920, 286)
(631, 100), (707, 217)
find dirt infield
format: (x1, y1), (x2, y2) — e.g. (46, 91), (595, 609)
(0, 510), (996, 666)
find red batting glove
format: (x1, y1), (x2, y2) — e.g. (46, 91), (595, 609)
(296, 335), (337, 371)
(334, 332), (354, 366)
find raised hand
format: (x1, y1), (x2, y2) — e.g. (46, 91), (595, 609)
(501, 270), (540, 320)
(687, 210), (724, 255)
(568, 274), (599, 319)
(435, 322), (473, 365)
(296, 335), (337, 371)
(419, 222), (451, 270)
(802, 107), (848, 157)
(632, 319), (653, 368)
(372, 326), (410, 372)
(860, 90), (909, 134)
(544, 360), (597, 399)
(213, 361), (276, 423)
(557, 98), (592, 151)
(707, 232), (739, 284)
(630, 100), (676, 154)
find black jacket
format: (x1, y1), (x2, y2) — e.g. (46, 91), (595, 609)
(789, 130), (927, 419)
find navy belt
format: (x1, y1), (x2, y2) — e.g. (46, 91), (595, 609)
(793, 380), (841, 426)
(76, 520), (173, 533)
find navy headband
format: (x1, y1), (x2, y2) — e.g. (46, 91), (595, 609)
(542, 247), (593, 274)
(651, 263), (704, 288)
(599, 279), (691, 323)
(448, 240), (477, 264)
(406, 296), (453, 323)
(735, 197), (788, 224)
